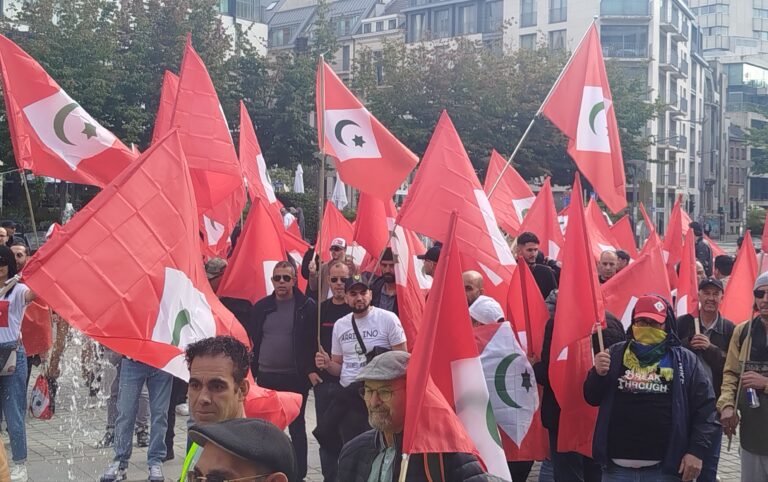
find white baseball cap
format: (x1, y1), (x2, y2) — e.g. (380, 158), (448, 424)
(330, 238), (346, 250)
(469, 295), (505, 324)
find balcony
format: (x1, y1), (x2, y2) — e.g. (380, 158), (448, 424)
(660, 6), (680, 33)
(600, 0), (651, 18)
(659, 50), (679, 72)
(601, 40), (649, 59)
(679, 96), (688, 115)
(673, 18), (689, 41)
(672, 57), (689, 79)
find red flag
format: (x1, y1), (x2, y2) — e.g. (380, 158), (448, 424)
(640, 229), (662, 257)
(518, 178), (564, 260)
(397, 111), (515, 301)
(316, 59), (417, 200)
(676, 229), (699, 318)
(151, 71), (179, 145)
(602, 241), (671, 329)
(663, 196), (684, 266)
(585, 199), (619, 260)
(239, 101), (280, 211)
(639, 202), (655, 235)
(319, 201), (354, 262)
(217, 198), (287, 304)
(200, 186), (246, 259)
(171, 37), (242, 212)
(243, 373), (301, 430)
(507, 260), (549, 359)
(352, 192), (390, 259)
(283, 228), (310, 294)
(705, 235), (726, 258)
(404, 212), (510, 479)
(22, 132), (248, 379)
(483, 150), (535, 236)
(721, 230), (758, 324)
(610, 215), (638, 257)
(763, 212), (768, 252)
(550, 173), (603, 456)
(0, 34), (136, 186)
(540, 25), (626, 213)
(21, 299), (52, 357)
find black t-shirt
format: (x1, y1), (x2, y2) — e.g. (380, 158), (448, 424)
(607, 359), (673, 462)
(320, 299), (352, 354)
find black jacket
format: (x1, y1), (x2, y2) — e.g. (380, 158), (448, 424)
(695, 236), (713, 277)
(677, 313), (735, 399)
(247, 288), (317, 387)
(530, 263), (558, 299)
(337, 430), (498, 482)
(366, 273), (399, 316)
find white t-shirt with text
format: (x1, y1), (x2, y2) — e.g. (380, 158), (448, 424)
(331, 306), (407, 387)
(0, 282), (29, 344)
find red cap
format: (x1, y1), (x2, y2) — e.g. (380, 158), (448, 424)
(633, 295), (667, 324)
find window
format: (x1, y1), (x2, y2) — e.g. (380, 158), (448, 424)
(336, 16), (359, 36)
(236, 0), (259, 21)
(520, 0), (536, 28)
(376, 21), (384, 32)
(549, 0), (567, 23)
(409, 13), (427, 42)
(342, 45), (351, 71)
(458, 4), (477, 35)
(364, 23), (372, 33)
(601, 25), (648, 58)
(270, 27), (293, 47)
(520, 33), (537, 49)
(374, 50), (384, 85)
(389, 19), (397, 29)
(484, 0), (503, 32)
(219, 0), (231, 14)
(549, 29), (566, 50)
(433, 9), (451, 38)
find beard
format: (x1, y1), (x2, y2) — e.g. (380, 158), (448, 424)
(368, 410), (393, 432)
(382, 273), (396, 283)
(352, 302), (370, 314)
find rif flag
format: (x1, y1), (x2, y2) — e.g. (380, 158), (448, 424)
(239, 101), (279, 207)
(541, 24), (627, 214)
(316, 59), (418, 200)
(21, 131), (249, 380)
(517, 178), (564, 260)
(0, 34), (136, 186)
(151, 71), (179, 145)
(484, 150), (535, 236)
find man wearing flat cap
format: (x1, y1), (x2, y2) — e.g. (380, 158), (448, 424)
(188, 418), (298, 482)
(337, 351), (497, 482)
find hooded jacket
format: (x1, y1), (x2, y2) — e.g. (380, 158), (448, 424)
(583, 297), (718, 475)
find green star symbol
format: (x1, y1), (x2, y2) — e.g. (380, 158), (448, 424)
(82, 122), (97, 140)
(352, 135), (365, 147)
(521, 369), (532, 393)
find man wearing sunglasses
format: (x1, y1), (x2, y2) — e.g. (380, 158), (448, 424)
(306, 237), (351, 301)
(719, 271), (768, 481)
(188, 418), (298, 482)
(248, 261), (316, 481)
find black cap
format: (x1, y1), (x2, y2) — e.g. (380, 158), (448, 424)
(417, 245), (441, 262)
(689, 221), (702, 234)
(616, 250), (630, 262)
(0, 221), (14, 229)
(189, 419), (298, 481)
(344, 274), (368, 292)
(698, 277), (724, 292)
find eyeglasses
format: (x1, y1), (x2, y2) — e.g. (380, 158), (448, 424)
(755, 289), (768, 299)
(186, 472), (270, 482)
(330, 276), (348, 284)
(330, 246), (344, 252)
(271, 275), (293, 283)
(359, 386), (403, 402)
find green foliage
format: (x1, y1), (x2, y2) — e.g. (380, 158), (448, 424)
(276, 191), (319, 241)
(746, 124), (768, 175)
(747, 206), (765, 234)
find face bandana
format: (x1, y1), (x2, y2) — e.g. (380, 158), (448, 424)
(631, 325), (667, 345)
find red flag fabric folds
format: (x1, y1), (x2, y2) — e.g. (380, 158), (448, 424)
(610, 215), (638, 257)
(239, 101), (280, 211)
(721, 231), (758, 324)
(151, 71), (179, 145)
(507, 260), (549, 359)
(676, 229), (699, 318)
(483, 150), (535, 236)
(518, 179), (564, 260)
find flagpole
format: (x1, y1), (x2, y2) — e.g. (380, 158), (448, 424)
(398, 454), (410, 482)
(575, 174), (605, 352)
(316, 55), (328, 352)
(487, 18), (599, 200)
(518, 257), (534, 357)
(19, 171), (40, 250)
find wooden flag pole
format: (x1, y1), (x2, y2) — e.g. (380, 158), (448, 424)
(19, 171), (40, 250)
(397, 454), (410, 482)
(315, 55), (328, 353)
(487, 18), (598, 200)
(575, 175), (605, 352)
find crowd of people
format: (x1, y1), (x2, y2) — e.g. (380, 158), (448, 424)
(0, 215), (764, 482)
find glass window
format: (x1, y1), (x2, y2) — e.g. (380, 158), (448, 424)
(433, 9), (451, 38)
(484, 0), (503, 32)
(235, 0), (258, 21)
(458, 4), (477, 35)
(364, 23), (372, 33)
(549, 29), (566, 50)
(409, 13), (426, 42)
(549, 0), (566, 23)
(389, 19), (397, 29)
(600, 25), (648, 58)
(520, 0), (536, 28)
(376, 21), (384, 32)
(520, 33), (537, 49)
(269, 26), (293, 47)
(219, 0), (231, 15)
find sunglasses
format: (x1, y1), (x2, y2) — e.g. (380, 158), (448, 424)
(755, 289), (768, 299)
(330, 276), (348, 284)
(271, 275), (293, 283)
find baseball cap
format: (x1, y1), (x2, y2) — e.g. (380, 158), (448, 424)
(468, 295), (505, 324)
(189, 418), (298, 482)
(417, 245), (441, 263)
(756, 271), (768, 290)
(344, 274), (368, 292)
(616, 250), (630, 262)
(330, 238), (346, 250)
(698, 277), (724, 292)
(355, 351), (410, 382)
(633, 295), (668, 324)
(205, 258), (227, 279)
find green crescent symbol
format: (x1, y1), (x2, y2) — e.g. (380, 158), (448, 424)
(588, 101), (605, 135)
(171, 309), (191, 347)
(485, 401), (503, 446)
(53, 102), (79, 146)
(334, 119), (360, 146)
(495, 353), (522, 408)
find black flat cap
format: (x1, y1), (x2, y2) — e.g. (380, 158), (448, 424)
(189, 418), (298, 481)
(417, 245), (441, 262)
(698, 277), (724, 292)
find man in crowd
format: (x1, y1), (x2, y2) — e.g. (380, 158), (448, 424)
(306, 237), (349, 300)
(719, 272), (768, 481)
(713, 255), (734, 288)
(0, 228), (8, 249)
(615, 250), (630, 272)
(677, 277), (734, 482)
(205, 257), (227, 294)
(248, 261), (316, 481)
(417, 245), (440, 278)
(597, 250), (618, 284)
(370, 248), (398, 314)
(690, 222), (713, 277)
(585, 295), (717, 482)
(696, 261), (707, 284)
(313, 260), (353, 482)
(1, 222), (24, 247)
(189, 418), (298, 482)
(514, 232), (558, 298)
(337, 351), (492, 481)
(462, 270), (484, 306)
(314, 274), (407, 446)
(468, 295), (504, 327)
(178, 336), (251, 482)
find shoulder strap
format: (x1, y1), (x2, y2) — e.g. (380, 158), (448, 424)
(351, 316), (367, 355)
(423, 453), (445, 482)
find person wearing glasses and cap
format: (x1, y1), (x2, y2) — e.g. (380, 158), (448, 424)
(718, 271), (768, 481)
(305, 237), (354, 301)
(247, 261), (316, 481)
